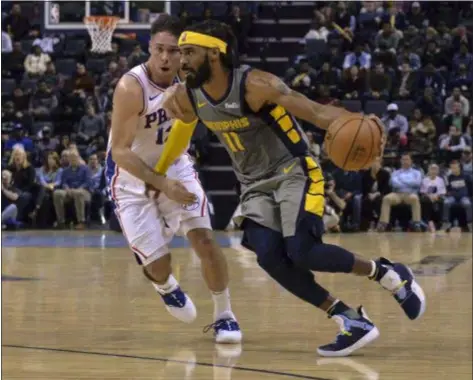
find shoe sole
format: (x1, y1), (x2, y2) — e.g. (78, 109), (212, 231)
(215, 331), (242, 344)
(317, 327), (380, 357)
(403, 266), (427, 320)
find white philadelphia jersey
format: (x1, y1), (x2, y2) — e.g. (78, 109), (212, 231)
(106, 64), (192, 186)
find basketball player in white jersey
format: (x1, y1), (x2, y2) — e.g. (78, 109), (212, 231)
(106, 14), (241, 343)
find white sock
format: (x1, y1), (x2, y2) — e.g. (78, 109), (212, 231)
(153, 274), (179, 295)
(369, 261), (377, 278)
(212, 288), (233, 321)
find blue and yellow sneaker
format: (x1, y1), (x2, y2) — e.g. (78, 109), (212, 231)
(204, 317), (242, 344)
(375, 257), (426, 320)
(317, 306), (379, 357)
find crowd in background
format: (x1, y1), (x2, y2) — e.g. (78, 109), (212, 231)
(1, 1), (472, 233)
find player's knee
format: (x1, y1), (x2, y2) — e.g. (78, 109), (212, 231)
(144, 254), (172, 284)
(187, 228), (217, 260)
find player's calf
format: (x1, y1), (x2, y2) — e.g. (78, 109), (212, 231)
(187, 227), (241, 343)
(144, 255), (197, 324)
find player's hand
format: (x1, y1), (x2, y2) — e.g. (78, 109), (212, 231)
(367, 114), (386, 158)
(145, 183), (160, 200)
(162, 84), (186, 120)
(162, 178), (197, 205)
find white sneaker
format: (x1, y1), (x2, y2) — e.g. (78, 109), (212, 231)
(204, 317), (242, 344)
(159, 287), (197, 323)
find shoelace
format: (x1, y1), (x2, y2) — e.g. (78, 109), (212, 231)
(203, 319), (236, 334)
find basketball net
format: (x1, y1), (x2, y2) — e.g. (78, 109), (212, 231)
(84, 16), (120, 53)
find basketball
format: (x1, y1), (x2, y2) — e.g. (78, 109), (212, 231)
(324, 114), (384, 171)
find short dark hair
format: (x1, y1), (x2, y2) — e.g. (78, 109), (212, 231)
(150, 14), (183, 38)
(184, 20), (239, 69)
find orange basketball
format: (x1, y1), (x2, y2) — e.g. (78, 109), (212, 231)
(324, 114), (383, 171)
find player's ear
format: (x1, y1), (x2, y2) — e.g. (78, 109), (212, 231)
(209, 47), (220, 61)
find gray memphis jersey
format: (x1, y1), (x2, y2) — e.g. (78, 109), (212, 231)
(187, 66), (311, 184)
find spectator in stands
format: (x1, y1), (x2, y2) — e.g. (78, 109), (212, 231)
(92, 85), (113, 114)
(53, 150), (91, 229)
(24, 45), (51, 78)
(43, 62), (61, 89)
(461, 147), (473, 178)
(1, 170), (21, 229)
(332, 167), (363, 230)
(73, 63), (95, 94)
(365, 62), (391, 101)
(416, 87), (442, 117)
(332, 2), (356, 43)
(443, 102), (470, 134)
(402, 25), (424, 54)
(439, 125), (469, 162)
(381, 4), (407, 32)
(127, 44), (148, 67)
(361, 157), (391, 231)
(12, 87), (30, 112)
(4, 42), (25, 82)
(417, 62), (444, 95)
(31, 151), (62, 223)
(7, 147), (36, 222)
(382, 103), (409, 139)
(100, 61), (121, 91)
(436, 21), (453, 48)
(445, 87), (470, 117)
(88, 153), (105, 224)
(420, 163), (446, 232)
(303, 18), (329, 43)
(315, 62), (340, 97)
(30, 80), (58, 121)
(357, 2), (383, 41)
(342, 42), (371, 71)
(4, 124), (33, 153)
(422, 40), (449, 71)
(2, 31), (13, 53)
(227, 4), (251, 55)
(117, 56), (129, 75)
(452, 25), (473, 53)
(77, 105), (105, 145)
(375, 22), (400, 64)
(59, 149), (70, 169)
(305, 130), (321, 158)
(340, 65), (365, 100)
(394, 60), (416, 99)
(32, 31), (60, 55)
(397, 44), (421, 72)
(36, 126), (59, 157)
(409, 108), (436, 156)
(3, 3), (31, 41)
(378, 153), (423, 232)
(406, 2), (429, 30)
(324, 173), (345, 231)
(285, 58), (317, 98)
(450, 63), (473, 90)
(442, 160), (472, 232)
(453, 42), (473, 75)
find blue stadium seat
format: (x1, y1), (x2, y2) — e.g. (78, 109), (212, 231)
(395, 100), (416, 118)
(1, 78), (16, 96)
(305, 39), (327, 58)
(209, 2), (228, 18)
(340, 100), (363, 113)
(183, 2), (205, 18)
(21, 39), (34, 54)
(364, 100), (388, 117)
(55, 59), (77, 76)
(21, 78), (38, 92)
(86, 58), (107, 74)
(63, 39), (87, 57)
(32, 122), (54, 136)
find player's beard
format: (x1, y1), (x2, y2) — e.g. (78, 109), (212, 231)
(184, 54), (211, 89)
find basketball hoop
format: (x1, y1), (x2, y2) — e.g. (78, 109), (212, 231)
(84, 16), (120, 53)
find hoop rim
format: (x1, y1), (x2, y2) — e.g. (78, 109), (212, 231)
(84, 15), (120, 26)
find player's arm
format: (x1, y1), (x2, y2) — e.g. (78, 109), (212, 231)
(245, 70), (352, 130)
(155, 84), (198, 175)
(110, 75), (168, 191)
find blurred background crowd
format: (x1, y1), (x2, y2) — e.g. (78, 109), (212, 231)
(1, 1), (472, 233)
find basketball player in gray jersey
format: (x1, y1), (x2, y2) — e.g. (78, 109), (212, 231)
(155, 20), (426, 357)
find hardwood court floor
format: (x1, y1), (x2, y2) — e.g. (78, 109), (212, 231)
(2, 231), (472, 380)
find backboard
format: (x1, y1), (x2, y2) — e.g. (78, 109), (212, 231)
(44, 1), (170, 30)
